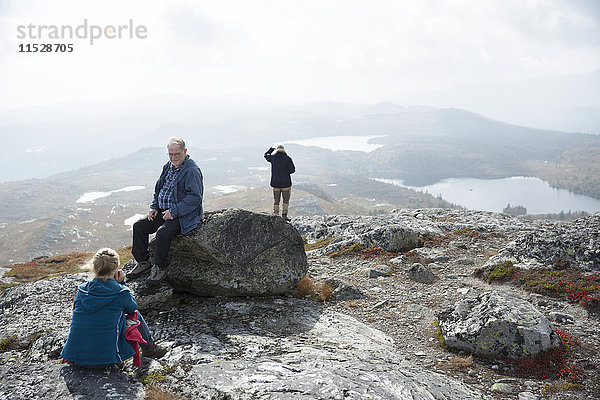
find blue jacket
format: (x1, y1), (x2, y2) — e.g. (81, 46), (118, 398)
(151, 155), (204, 235)
(61, 279), (137, 366)
(264, 150), (295, 188)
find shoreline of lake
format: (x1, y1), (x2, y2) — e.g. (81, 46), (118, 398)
(374, 176), (600, 214)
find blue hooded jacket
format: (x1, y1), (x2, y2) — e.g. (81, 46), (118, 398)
(60, 279), (137, 365)
(150, 155), (204, 235)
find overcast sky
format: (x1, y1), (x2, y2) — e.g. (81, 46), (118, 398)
(1, 0), (599, 112)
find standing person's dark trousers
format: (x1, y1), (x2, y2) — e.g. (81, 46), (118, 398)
(132, 209), (180, 270)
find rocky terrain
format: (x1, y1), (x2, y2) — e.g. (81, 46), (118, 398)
(0, 209), (599, 399)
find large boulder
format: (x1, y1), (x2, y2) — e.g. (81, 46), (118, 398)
(163, 209), (308, 297)
(438, 291), (559, 359)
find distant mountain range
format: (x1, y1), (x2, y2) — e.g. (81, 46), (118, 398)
(1, 104), (599, 265)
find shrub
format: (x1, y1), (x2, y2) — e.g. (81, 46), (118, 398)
(294, 275), (334, 302)
(478, 263), (600, 312)
(446, 355), (474, 370)
(295, 276), (316, 297)
(501, 329), (583, 382)
(318, 284), (333, 302)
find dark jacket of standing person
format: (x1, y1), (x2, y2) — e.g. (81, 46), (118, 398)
(264, 147), (295, 188)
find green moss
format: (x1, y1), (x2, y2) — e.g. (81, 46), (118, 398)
(328, 242), (364, 257)
(139, 370), (167, 385)
(486, 261), (515, 283)
(139, 364), (176, 385)
(543, 382), (585, 395)
(0, 283), (19, 293)
(432, 320), (447, 348)
(0, 335), (18, 353)
(304, 236), (336, 252)
(453, 228), (474, 235)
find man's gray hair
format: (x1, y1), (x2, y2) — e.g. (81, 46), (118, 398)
(167, 137), (186, 151)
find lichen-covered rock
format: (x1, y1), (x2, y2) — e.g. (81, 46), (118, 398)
(293, 212), (440, 254)
(438, 291), (559, 359)
(484, 214), (600, 272)
(369, 264), (392, 278)
(163, 209), (308, 296)
(407, 263), (436, 284)
(293, 208), (535, 256)
(325, 278), (366, 301)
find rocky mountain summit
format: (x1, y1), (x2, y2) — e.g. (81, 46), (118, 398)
(0, 209), (599, 399)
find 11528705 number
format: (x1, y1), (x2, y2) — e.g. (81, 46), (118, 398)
(19, 43), (74, 52)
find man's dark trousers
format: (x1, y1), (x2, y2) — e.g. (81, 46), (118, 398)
(132, 209), (180, 269)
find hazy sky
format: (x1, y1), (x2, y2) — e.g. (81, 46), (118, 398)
(1, 0), (599, 111)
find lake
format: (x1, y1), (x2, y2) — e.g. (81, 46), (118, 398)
(288, 135), (386, 152)
(374, 176), (600, 214)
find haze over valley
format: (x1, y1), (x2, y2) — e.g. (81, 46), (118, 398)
(1, 101), (600, 265)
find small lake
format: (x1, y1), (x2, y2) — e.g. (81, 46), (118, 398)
(288, 135), (386, 152)
(374, 176), (600, 214)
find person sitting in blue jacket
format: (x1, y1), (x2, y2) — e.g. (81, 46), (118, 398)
(60, 248), (165, 367)
(128, 137), (204, 285)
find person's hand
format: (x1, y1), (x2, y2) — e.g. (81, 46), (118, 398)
(148, 209), (158, 221)
(267, 147), (274, 154)
(162, 209), (173, 220)
(113, 269), (125, 283)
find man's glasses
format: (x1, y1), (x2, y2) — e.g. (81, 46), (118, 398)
(168, 152), (183, 158)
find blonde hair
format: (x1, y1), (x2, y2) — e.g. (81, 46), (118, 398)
(275, 144), (287, 154)
(167, 137), (186, 151)
(92, 248), (120, 277)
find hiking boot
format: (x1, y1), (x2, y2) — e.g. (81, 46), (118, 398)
(281, 213), (291, 222)
(141, 343), (168, 359)
(126, 260), (152, 279)
(147, 265), (166, 286)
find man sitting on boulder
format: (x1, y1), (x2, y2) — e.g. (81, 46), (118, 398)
(128, 137), (204, 285)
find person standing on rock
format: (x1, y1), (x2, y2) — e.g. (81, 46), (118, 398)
(264, 144), (295, 221)
(128, 137), (204, 285)
(61, 248), (166, 367)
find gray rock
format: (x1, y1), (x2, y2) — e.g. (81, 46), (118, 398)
(415, 247), (450, 263)
(438, 291), (559, 359)
(518, 392), (539, 400)
(325, 278), (366, 301)
(369, 264), (392, 278)
(484, 214), (600, 272)
(491, 382), (513, 394)
(549, 311), (575, 324)
(428, 262), (442, 270)
(523, 380), (539, 389)
(0, 272), (492, 400)
(127, 275), (176, 311)
(164, 209), (308, 296)
(0, 361), (145, 400)
(407, 263), (436, 284)
(390, 255), (404, 266)
(455, 258), (475, 266)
